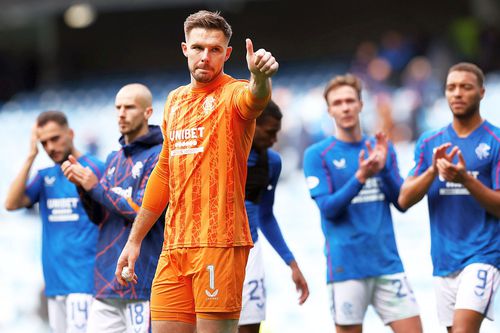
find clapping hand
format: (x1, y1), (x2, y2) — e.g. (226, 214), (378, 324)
(61, 155), (98, 191)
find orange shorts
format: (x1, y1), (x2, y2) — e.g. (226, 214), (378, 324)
(150, 246), (250, 324)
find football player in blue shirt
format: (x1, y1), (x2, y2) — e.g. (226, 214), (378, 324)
(398, 62), (500, 333)
(303, 74), (422, 333)
(5, 111), (104, 333)
(62, 84), (164, 333)
(239, 101), (309, 333)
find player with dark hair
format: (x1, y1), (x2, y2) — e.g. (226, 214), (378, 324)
(115, 10), (278, 333)
(62, 84), (164, 333)
(5, 110), (104, 333)
(303, 74), (422, 333)
(239, 100), (309, 333)
(399, 62), (500, 333)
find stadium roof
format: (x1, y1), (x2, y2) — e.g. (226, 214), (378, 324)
(0, 0), (257, 29)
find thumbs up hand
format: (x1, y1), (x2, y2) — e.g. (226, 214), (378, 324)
(246, 38), (279, 79)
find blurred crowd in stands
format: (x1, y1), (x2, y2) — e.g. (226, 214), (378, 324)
(2, 11), (500, 333)
(2, 24), (500, 174)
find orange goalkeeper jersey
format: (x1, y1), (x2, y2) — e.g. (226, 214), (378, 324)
(142, 73), (270, 249)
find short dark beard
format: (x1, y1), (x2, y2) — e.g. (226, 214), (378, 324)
(53, 151), (71, 164)
(451, 100), (480, 120)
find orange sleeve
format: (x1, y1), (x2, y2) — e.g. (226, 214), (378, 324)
(233, 84), (271, 120)
(141, 110), (170, 214)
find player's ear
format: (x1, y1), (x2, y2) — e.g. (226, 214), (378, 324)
(144, 106), (153, 120)
(181, 42), (188, 57)
(225, 46), (232, 62)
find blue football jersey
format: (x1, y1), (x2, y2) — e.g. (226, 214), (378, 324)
(25, 154), (104, 296)
(245, 148), (295, 265)
(409, 121), (500, 276)
(303, 136), (404, 282)
(84, 126), (164, 300)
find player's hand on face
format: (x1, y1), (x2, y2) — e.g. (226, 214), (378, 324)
(30, 124), (39, 158)
(290, 262), (309, 305)
(115, 241), (140, 287)
(246, 38), (279, 79)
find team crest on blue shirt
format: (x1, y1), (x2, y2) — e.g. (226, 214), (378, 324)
(107, 166), (115, 177)
(44, 176), (56, 186)
(475, 143), (490, 160)
(333, 158), (346, 169)
(132, 161), (143, 179)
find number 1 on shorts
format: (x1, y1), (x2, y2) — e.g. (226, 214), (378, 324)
(207, 264), (216, 290)
(205, 264), (219, 298)
(205, 265), (219, 298)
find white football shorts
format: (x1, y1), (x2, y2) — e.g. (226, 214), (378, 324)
(47, 293), (93, 333)
(434, 263), (499, 327)
(328, 272), (420, 325)
(86, 298), (150, 333)
(239, 240), (266, 326)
